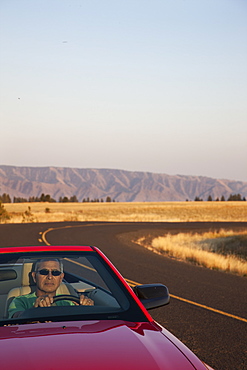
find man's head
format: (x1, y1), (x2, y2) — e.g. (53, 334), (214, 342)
(32, 259), (64, 297)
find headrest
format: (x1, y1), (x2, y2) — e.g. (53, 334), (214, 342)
(21, 262), (34, 286)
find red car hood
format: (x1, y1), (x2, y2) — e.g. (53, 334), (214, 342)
(0, 320), (207, 370)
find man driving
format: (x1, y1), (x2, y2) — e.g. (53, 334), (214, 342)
(8, 258), (94, 318)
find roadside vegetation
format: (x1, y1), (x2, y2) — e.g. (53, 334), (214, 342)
(1, 201), (247, 276)
(135, 230), (247, 277)
(0, 202), (10, 222)
(2, 201), (247, 223)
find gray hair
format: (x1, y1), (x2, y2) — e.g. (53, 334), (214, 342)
(34, 258), (63, 273)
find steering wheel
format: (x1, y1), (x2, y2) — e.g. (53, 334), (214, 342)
(15, 294), (82, 319)
(53, 294), (80, 304)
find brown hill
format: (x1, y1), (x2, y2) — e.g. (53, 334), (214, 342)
(0, 165), (246, 202)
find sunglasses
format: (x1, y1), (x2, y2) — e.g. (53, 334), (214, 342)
(37, 269), (62, 276)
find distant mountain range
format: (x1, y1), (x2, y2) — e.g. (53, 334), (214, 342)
(0, 165), (246, 202)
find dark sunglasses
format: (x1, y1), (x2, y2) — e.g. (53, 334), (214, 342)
(37, 269), (62, 276)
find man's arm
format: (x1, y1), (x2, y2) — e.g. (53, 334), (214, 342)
(8, 295), (34, 318)
(8, 293), (94, 318)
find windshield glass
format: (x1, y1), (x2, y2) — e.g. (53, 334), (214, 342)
(0, 250), (147, 325)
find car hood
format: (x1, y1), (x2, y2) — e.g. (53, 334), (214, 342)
(0, 320), (205, 369)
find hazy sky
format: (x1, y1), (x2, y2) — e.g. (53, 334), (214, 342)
(1, 0), (246, 182)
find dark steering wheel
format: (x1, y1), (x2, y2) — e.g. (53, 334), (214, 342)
(53, 294), (80, 304)
(16, 294), (81, 319)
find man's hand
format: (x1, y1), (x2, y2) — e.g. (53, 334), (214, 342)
(34, 294), (94, 307)
(79, 294), (94, 306)
(34, 295), (54, 307)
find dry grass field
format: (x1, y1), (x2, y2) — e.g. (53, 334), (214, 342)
(135, 230), (247, 276)
(3, 201), (247, 223)
(2, 201), (247, 276)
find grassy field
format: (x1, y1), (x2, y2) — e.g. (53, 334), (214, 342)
(3, 201), (247, 223)
(135, 230), (247, 276)
(2, 201), (247, 276)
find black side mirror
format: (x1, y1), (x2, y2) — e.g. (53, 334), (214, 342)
(133, 283), (170, 310)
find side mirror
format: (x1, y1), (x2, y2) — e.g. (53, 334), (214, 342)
(133, 284), (170, 310)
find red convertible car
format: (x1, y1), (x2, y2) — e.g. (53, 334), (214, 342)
(0, 246), (214, 369)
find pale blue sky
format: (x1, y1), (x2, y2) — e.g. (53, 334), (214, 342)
(1, 0), (247, 181)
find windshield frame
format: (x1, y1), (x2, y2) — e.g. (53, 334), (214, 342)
(0, 248), (149, 326)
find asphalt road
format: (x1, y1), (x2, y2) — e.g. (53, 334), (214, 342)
(0, 221), (247, 370)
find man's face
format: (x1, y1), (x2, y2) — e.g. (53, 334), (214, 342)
(32, 260), (64, 295)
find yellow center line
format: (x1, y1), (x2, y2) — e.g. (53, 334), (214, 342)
(64, 257), (96, 272)
(125, 278), (141, 286)
(42, 227), (53, 245)
(41, 223), (112, 245)
(41, 226), (247, 324)
(125, 278), (247, 323)
(169, 294), (247, 323)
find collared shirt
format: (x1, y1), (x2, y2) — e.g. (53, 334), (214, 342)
(8, 291), (74, 318)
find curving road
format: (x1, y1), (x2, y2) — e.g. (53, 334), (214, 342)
(1, 221), (247, 370)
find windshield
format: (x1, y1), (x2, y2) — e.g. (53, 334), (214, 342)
(0, 250), (147, 325)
